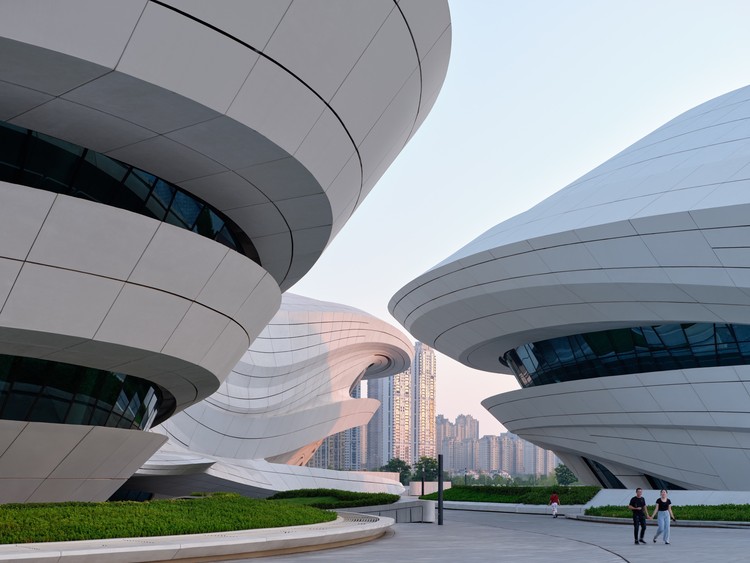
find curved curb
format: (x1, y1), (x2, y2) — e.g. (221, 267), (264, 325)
(0, 512), (393, 562)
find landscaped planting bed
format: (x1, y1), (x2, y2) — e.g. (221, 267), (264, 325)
(585, 504), (750, 521)
(268, 488), (400, 509)
(420, 485), (600, 505)
(0, 492), (336, 544)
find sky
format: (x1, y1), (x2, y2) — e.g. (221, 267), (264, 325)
(291, 0), (750, 436)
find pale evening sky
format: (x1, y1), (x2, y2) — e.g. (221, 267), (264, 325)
(291, 0), (750, 435)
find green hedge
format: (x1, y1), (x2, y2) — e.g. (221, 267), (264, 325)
(420, 485), (600, 505)
(268, 488), (400, 509)
(0, 492), (336, 544)
(585, 504), (750, 522)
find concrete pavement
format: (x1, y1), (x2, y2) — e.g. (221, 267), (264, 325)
(244, 508), (748, 562)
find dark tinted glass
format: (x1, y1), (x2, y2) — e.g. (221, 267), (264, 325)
(503, 323), (750, 388)
(0, 354), (174, 430)
(0, 121), (259, 264)
(583, 457), (625, 489)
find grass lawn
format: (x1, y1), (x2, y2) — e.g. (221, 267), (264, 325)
(0, 492), (336, 544)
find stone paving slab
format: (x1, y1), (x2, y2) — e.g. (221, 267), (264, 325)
(244, 508), (750, 562)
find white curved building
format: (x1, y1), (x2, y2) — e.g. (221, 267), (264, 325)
(0, 1), (450, 502)
(392, 85), (750, 490)
(129, 293), (413, 497)
(160, 293), (413, 465)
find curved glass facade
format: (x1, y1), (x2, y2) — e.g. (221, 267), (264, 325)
(502, 323), (750, 388)
(0, 354), (175, 430)
(0, 121), (259, 263)
(583, 457), (625, 489)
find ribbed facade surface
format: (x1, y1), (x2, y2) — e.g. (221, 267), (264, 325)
(0, 0), (450, 502)
(157, 293), (414, 469)
(392, 85), (750, 490)
(131, 441), (406, 497)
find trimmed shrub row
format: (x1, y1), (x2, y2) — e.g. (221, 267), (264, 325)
(268, 488), (400, 509)
(420, 485), (600, 505)
(585, 504), (750, 522)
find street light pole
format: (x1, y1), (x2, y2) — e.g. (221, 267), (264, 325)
(437, 454), (444, 525)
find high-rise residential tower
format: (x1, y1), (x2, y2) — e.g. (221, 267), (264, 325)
(308, 383), (366, 471)
(478, 435), (501, 473)
(392, 369), (413, 463)
(455, 414), (480, 442)
(436, 414), (454, 448)
(366, 341), (437, 467)
(413, 342), (437, 461)
(366, 376), (392, 470)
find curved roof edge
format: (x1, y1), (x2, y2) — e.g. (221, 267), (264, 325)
(0, 1), (451, 290)
(391, 85), (750, 373)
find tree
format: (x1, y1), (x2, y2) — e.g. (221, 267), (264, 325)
(451, 475), (470, 487)
(380, 458), (411, 485)
(412, 456), (439, 481)
(555, 464), (578, 486)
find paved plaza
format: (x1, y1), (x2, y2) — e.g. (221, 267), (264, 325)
(242, 510), (748, 563)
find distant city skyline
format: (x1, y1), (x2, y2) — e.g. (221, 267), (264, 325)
(436, 412), (558, 477)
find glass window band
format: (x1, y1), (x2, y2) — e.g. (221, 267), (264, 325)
(502, 323), (750, 388)
(0, 354), (175, 430)
(0, 121), (259, 264)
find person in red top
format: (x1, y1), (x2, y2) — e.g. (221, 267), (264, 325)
(549, 491), (560, 518)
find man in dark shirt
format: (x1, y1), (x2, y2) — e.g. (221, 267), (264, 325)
(627, 487), (651, 544)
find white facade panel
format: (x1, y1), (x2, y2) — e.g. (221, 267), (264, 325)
(264, 1), (392, 103)
(128, 224), (227, 300)
(28, 195), (158, 280)
(10, 97), (155, 154)
(331, 11), (418, 146)
(1, 263), (124, 339)
(0, 0), (145, 69)
(62, 71), (220, 134)
(106, 135), (227, 184)
(119, 3), (257, 114)
(0, 81), (52, 121)
(0, 182), (55, 260)
(228, 58), (326, 155)
(0, 421), (166, 503)
(294, 109), (357, 194)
